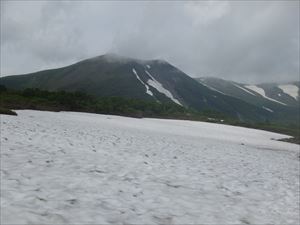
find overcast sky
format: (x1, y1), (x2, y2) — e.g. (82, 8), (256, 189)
(1, 1), (299, 83)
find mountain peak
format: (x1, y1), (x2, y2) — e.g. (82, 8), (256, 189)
(85, 53), (133, 64)
(85, 53), (169, 66)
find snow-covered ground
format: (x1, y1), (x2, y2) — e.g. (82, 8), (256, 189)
(1, 110), (299, 224)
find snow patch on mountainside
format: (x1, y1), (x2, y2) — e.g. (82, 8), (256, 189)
(1, 110), (299, 224)
(145, 70), (182, 106)
(132, 68), (153, 96)
(262, 106), (274, 113)
(245, 85), (287, 105)
(278, 85), (299, 100)
(233, 84), (256, 96)
(198, 81), (226, 95)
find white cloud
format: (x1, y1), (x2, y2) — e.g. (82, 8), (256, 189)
(184, 1), (230, 26)
(0, 1), (299, 83)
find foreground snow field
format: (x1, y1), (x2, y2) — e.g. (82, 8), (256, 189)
(1, 110), (299, 224)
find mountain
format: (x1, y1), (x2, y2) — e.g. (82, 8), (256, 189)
(196, 77), (299, 106)
(196, 77), (299, 124)
(0, 53), (295, 123)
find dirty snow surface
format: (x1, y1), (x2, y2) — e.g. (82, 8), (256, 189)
(1, 110), (299, 224)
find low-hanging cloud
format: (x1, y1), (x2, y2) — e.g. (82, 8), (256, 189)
(1, 1), (299, 83)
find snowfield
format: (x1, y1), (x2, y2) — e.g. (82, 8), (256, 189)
(278, 84), (299, 100)
(245, 85), (287, 105)
(145, 70), (182, 106)
(1, 110), (299, 224)
(132, 68), (154, 97)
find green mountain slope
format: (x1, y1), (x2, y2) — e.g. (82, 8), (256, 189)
(0, 54), (286, 123)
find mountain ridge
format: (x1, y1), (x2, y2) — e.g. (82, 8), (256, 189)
(1, 54), (298, 124)
(196, 77), (299, 107)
